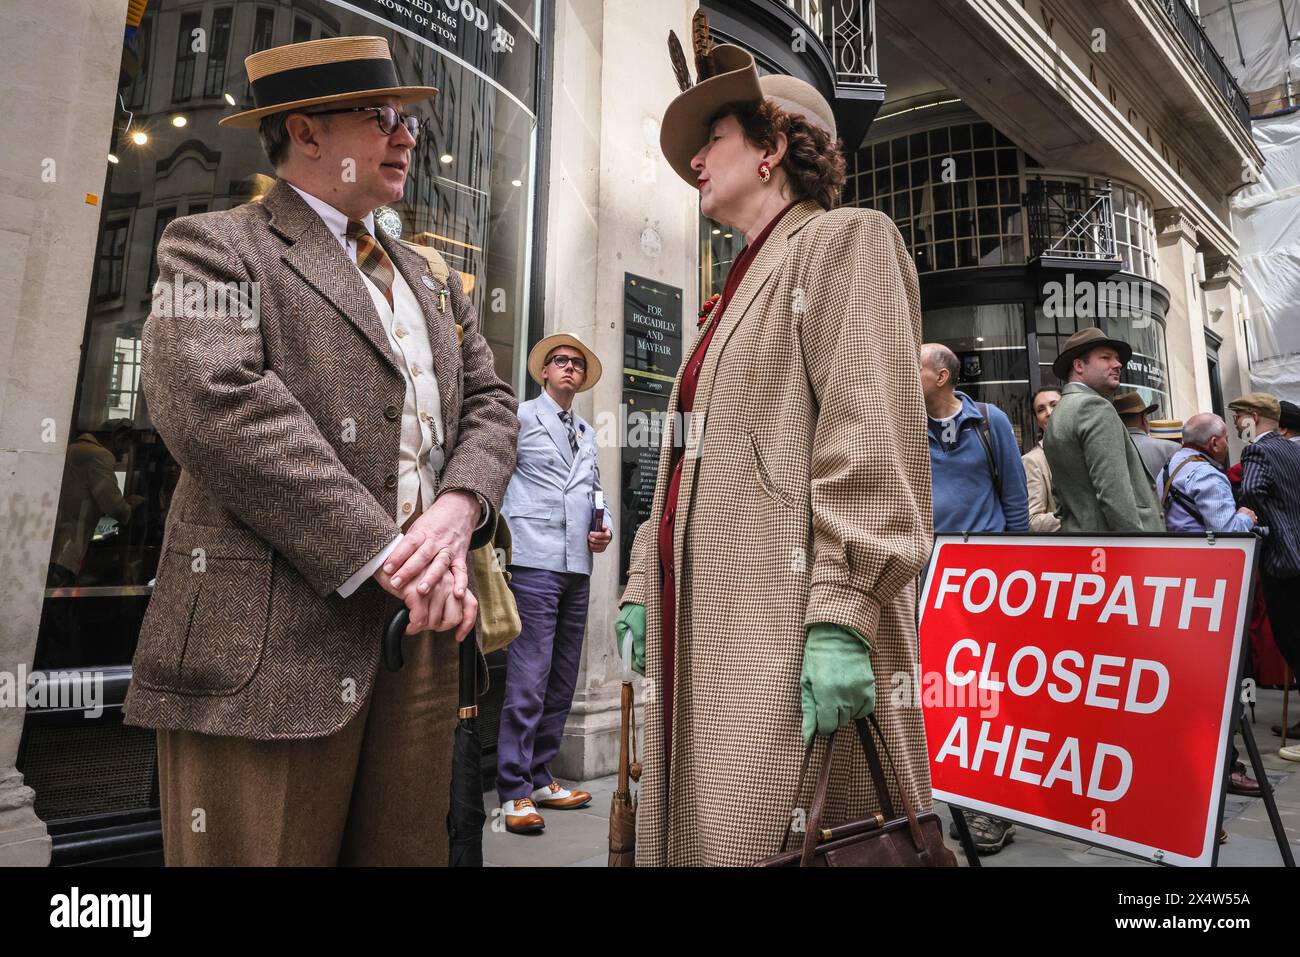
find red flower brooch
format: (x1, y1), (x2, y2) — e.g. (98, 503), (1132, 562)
(697, 292), (721, 329)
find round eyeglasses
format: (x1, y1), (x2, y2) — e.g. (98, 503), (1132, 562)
(304, 105), (420, 139)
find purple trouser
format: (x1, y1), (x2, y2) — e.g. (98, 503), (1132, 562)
(496, 566), (590, 803)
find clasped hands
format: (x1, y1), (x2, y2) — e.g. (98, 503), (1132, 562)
(373, 490), (480, 642)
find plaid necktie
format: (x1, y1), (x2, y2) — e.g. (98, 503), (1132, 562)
(346, 219), (395, 310)
(558, 410), (579, 457)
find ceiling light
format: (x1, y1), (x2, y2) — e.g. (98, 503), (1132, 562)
(511, 178), (521, 187)
(724, 233), (732, 239)
(131, 130), (148, 145)
(711, 228), (721, 235)
(440, 153), (453, 165)
(224, 93), (236, 106)
(107, 153), (119, 164)
(171, 115), (187, 127)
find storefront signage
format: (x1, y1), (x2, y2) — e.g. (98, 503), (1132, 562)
(918, 534), (1256, 866)
(623, 273), (682, 397)
(330, 0), (537, 112)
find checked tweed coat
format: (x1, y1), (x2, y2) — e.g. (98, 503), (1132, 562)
(124, 179), (518, 740)
(620, 201), (935, 866)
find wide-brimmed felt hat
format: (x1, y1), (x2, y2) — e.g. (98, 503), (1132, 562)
(1228, 392), (1281, 421)
(1113, 391), (1158, 417)
(1052, 326), (1133, 381)
(659, 13), (837, 187)
(219, 36), (438, 129)
(528, 334), (602, 392)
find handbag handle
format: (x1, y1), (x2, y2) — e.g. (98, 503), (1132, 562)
(781, 715), (927, 865)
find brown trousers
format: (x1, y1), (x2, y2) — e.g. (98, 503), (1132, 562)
(156, 626), (458, 866)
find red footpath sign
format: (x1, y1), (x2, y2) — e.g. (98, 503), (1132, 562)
(918, 534), (1257, 866)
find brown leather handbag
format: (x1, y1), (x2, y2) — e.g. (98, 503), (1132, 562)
(758, 715), (958, 867)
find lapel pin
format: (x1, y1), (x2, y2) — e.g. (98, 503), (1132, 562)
(438, 288), (448, 312)
(422, 274), (436, 290)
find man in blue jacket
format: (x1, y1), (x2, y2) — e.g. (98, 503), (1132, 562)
(920, 343), (1029, 536)
(497, 333), (613, 834)
(920, 342), (1028, 856)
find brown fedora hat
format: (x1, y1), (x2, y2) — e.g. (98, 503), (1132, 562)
(659, 15), (837, 187)
(527, 334), (602, 392)
(219, 36), (438, 129)
(1051, 326), (1132, 381)
(1112, 391), (1158, 417)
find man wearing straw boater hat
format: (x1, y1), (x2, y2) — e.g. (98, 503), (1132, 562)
(495, 334), (611, 835)
(124, 35), (519, 865)
(1043, 327), (1164, 532)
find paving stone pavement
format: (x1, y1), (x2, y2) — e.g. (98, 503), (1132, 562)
(483, 688), (1300, 867)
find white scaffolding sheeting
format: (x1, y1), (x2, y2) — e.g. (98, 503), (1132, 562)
(1232, 109), (1300, 400)
(1200, 0), (1300, 95)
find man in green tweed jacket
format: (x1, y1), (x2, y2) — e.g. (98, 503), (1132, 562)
(1044, 327), (1164, 533)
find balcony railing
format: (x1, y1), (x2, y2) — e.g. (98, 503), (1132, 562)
(1024, 178), (1123, 268)
(786, 0), (878, 85)
(1160, 0), (1252, 128)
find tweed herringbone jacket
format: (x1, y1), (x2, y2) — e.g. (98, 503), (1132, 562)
(620, 201), (935, 866)
(123, 180), (518, 740)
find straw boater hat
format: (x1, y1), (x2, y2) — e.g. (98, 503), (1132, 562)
(1112, 391), (1158, 417)
(1149, 419), (1183, 443)
(527, 334), (602, 392)
(1051, 326), (1133, 381)
(659, 11), (837, 186)
(219, 36), (438, 129)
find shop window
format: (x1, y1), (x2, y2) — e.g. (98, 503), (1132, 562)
(1035, 305), (1171, 416)
(848, 120), (1025, 274)
(924, 303), (1034, 450)
(202, 7), (234, 98)
(36, 0), (543, 675)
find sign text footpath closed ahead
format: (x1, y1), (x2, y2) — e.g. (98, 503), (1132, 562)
(918, 535), (1256, 866)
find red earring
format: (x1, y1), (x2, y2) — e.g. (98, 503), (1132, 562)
(757, 161), (771, 183)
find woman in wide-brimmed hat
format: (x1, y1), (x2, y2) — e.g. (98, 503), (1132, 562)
(615, 15), (934, 866)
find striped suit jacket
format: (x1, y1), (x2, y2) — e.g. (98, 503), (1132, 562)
(1240, 430), (1300, 578)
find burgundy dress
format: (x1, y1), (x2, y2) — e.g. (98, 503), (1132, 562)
(655, 202), (796, 762)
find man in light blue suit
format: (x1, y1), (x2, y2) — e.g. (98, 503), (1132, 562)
(497, 333), (613, 834)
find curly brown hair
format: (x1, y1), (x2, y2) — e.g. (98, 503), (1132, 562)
(710, 98), (846, 209)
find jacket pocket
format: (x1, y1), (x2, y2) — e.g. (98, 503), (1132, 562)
(509, 504), (558, 524)
(746, 429), (801, 510)
(137, 520), (272, 695)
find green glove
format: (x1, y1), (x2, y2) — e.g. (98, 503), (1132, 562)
(800, 623), (875, 745)
(615, 603), (646, 676)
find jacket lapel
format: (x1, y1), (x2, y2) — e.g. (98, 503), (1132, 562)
(265, 181), (401, 378)
(540, 398), (576, 469)
(380, 232), (461, 447)
(690, 203), (821, 418)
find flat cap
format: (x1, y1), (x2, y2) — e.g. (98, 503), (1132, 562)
(1227, 392), (1281, 420)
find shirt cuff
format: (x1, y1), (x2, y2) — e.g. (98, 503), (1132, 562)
(338, 535), (402, 598)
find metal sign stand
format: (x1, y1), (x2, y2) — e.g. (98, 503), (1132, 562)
(1225, 704), (1295, 867)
